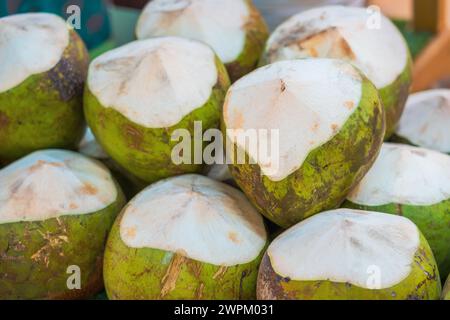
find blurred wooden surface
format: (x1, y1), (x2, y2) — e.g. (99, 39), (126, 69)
(412, 0), (450, 91)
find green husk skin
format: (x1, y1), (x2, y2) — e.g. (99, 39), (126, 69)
(343, 199), (450, 280)
(443, 276), (450, 300)
(84, 58), (230, 185)
(257, 233), (441, 300)
(0, 182), (125, 300)
(225, 76), (385, 228)
(225, 0), (269, 82)
(379, 57), (413, 139)
(0, 30), (89, 165)
(104, 211), (265, 300)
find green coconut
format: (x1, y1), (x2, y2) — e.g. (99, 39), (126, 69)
(84, 37), (230, 185)
(443, 276), (450, 300)
(0, 13), (89, 165)
(343, 143), (450, 280)
(257, 209), (441, 300)
(223, 59), (385, 228)
(0, 149), (125, 299)
(135, 0), (269, 82)
(104, 174), (267, 300)
(393, 89), (450, 154)
(260, 6), (412, 138)
(78, 127), (143, 199)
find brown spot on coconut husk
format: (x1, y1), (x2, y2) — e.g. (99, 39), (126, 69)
(159, 253), (187, 298)
(212, 265), (228, 280)
(195, 282), (205, 299)
(48, 31), (88, 102)
(30, 230), (69, 267)
(123, 124), (144, 151)
(257, 254), (286, 300)
(0, 111), (9, 129)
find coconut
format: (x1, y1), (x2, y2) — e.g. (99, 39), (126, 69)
(257, 209), (441, 300)
(223, 59), (385, 228)
(443, 276), (450, 300)
(0, 149), (125, 299)
(78, 127), (143, 199)
(103, 174), (267, 300)
(394, 89), (450, 153)
(261, 6), (412, 138)
(0, 13), (89, 164)
(135, 0), (269, 82)
(84, 37), (230, 185)
(343, 143), (450, 279)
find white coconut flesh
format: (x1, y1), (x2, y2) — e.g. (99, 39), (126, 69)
(396, 90), (450, 153)
(0, 150), (117, 224)
(119, 174), (267, 266)
(348, 143), (450, 206)
(79, 128), (109, 160)
(265, 6), (408, 89)
(88, 37), (218, 128)
(268, 209), (420, 289)
(136, 0), (249, 64)
(223, 59), (363, 181)
(0, 13), (69, 93)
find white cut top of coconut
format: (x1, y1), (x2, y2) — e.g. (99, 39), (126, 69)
(396, 89), (450, 153)
(0, 150), (117, 224)
(120, 174), (267, 266)
(136, 0), (249, 64)
(347, 143), (450, 206)
(265, 6), (408, 89)
(223, 59), (362, 181)
(88, 37), (218, 128)
(268, 209), (420, 289)
(79, 128), (109, 160)
(0, 13), (69, 93)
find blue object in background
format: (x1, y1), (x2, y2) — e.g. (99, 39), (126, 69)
(0, 0), (111, 50)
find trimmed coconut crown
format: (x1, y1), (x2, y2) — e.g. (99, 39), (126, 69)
(79, 128), (109, 160)
(348, 143), (450, 206)
(223, 59), (363, 181)
(396, 89), (450, 153)
(0, 13), (69, 93)
(136, 0), (249, 64)
(268, 209), (420, 289)
(264, 6), (408, 89)
(119, 174), (267, 266)
(88, 37), (219, 128)
(0, 150), (118, 224)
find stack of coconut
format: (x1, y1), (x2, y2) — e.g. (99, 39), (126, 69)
(0, 1), (449, 300)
